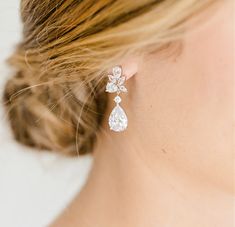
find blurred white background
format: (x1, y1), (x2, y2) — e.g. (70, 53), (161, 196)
(0, 1), (92, 227)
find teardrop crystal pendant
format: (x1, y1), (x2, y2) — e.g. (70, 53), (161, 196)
(109, 103), (128, 132)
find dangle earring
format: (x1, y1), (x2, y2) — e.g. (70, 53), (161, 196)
(105, 66), (128, 132)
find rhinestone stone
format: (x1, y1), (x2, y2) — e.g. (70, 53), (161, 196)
(112, 66), (122, 78)
(106, 82), (118, 93)
(114, 96), (121, 104)
(108, 104), (128, 132)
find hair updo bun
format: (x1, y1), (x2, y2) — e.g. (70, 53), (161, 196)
(4, 68), (106, 155)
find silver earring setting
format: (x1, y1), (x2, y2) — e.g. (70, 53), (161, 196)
(105, 66), (128, 132)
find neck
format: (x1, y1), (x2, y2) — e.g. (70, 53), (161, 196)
(58, 129), (233, 227)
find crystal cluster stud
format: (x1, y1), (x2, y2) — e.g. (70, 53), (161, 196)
(105, 66), (128, 132)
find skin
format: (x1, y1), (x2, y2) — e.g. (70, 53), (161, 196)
(51, 1), (234, 226)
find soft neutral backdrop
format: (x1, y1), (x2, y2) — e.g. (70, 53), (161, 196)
(0, 2), (92, 227)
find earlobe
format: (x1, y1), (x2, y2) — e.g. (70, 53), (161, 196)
(120, 58), (139, 80)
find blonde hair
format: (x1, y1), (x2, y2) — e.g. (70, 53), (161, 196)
(3, 0), (215, 156)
